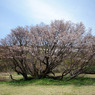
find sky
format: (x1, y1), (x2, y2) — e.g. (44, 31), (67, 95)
(0, 0), (95, 39)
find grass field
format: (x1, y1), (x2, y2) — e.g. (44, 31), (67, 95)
(0, 72), (95, 95)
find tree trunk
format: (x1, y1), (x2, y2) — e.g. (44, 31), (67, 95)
(22, 73), (28, 80)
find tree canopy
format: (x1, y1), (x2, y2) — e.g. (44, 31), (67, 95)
(0, 20), (95, 80)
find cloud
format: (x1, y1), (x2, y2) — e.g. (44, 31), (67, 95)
(23, 0), (74, 23)
(1, 0), (74, 24)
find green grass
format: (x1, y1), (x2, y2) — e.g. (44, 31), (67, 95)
(0, 77), (95, 86)
(0, 73), (95, 95)
(0, 82), (95, 95)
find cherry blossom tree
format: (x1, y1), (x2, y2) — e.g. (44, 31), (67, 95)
(0, 26), (32, 80)
(0, 20), (95, 80)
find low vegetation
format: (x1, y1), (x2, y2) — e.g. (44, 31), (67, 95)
(0, 73), (95, 95)
(1, 84), (95, 95)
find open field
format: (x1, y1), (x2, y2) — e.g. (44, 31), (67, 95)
(0, 73), (95, 95)
(1, 84), (95, 95)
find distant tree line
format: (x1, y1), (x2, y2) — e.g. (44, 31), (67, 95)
(0, 20), (95, 80)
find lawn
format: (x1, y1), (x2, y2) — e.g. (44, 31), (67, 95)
(0, 72), (95, 95)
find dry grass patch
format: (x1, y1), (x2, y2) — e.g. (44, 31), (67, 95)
(0, 84), (95, 95)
